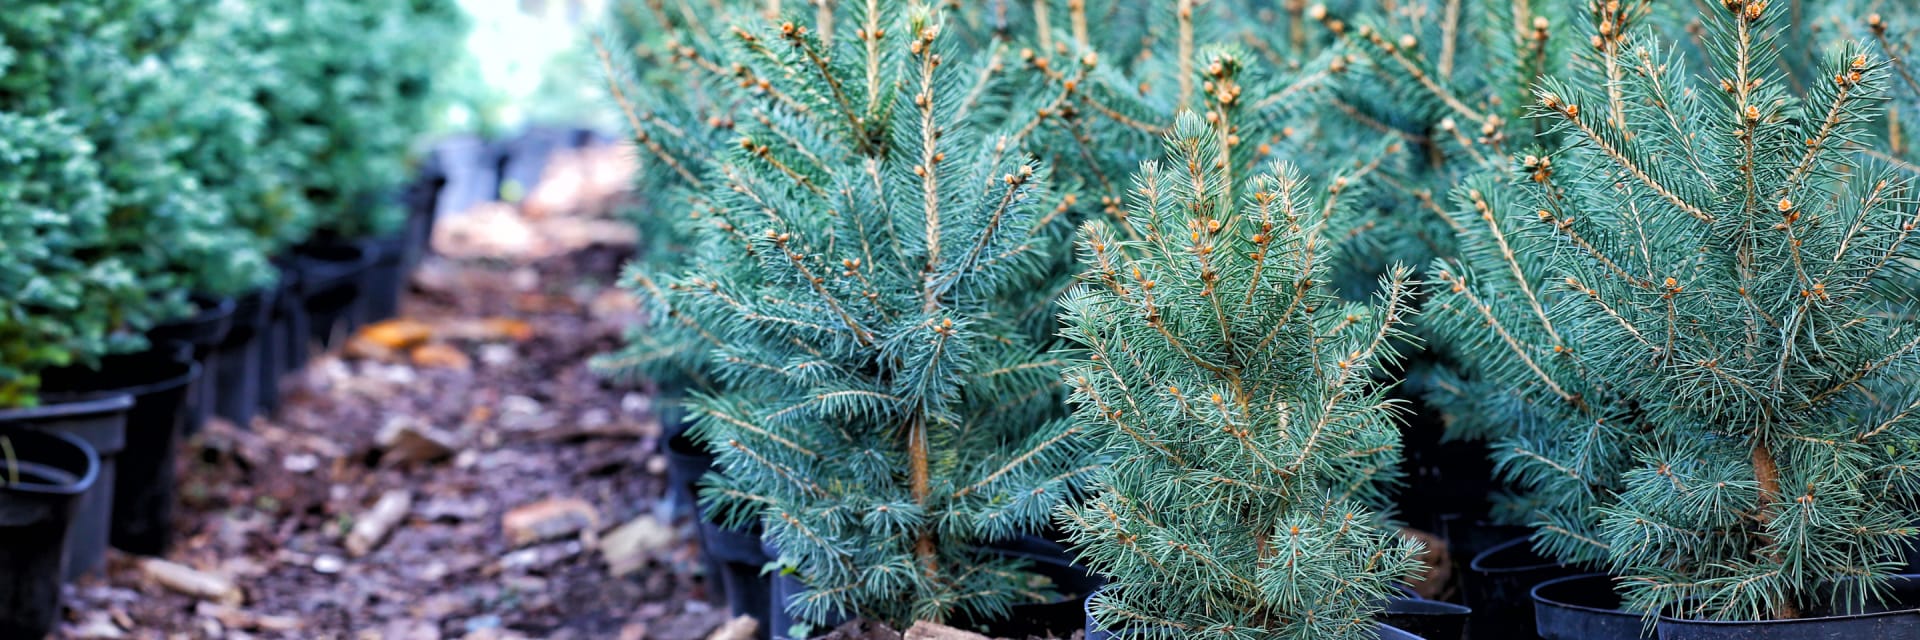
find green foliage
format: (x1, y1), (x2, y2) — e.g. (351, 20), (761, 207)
(0, 111), (143, 408)
(176, 2), (317, 256)
(1, 1), (271, 314)
(246, 0), (468, 240)
(1059, 114), (1420, 639)
(652, 3), (1098, 630)
(1423, 0), (1920, 621)
(592, 0), (765, 391)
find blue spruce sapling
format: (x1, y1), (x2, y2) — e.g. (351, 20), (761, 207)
(659, 3), (1097, 630)
(1059, 113), (1422, 638)
(1424, 0), (1920, 621)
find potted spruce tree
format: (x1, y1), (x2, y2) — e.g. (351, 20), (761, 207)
(154, 0), (310, 430)
(593, 0), (783, 629)
(1057, 111), (1428, 639)
(654, 4), (1101, 637)
(234, 0), (466, 412)
(1425, 0), (1920, 637)
(1293, 0), (1585, 602)
(2, 1), (290, 559)
(0, 107), (140, 582)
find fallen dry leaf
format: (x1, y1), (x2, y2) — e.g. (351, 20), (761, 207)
(410, 343), (474, 370)
(359, 318), (436, 350)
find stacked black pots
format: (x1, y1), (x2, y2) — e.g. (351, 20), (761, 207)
(0, 427), (100, 638)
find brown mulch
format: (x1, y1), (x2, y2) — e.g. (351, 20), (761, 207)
(54, 240), (727, 640)
(51, 139), (733, 639)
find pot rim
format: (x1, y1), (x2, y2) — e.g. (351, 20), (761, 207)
(46, 360), (199, 401)
(0, 427), (101, 496)
(0, 393), (135, 422)
(1531, 572), (1640, 617)
(1657, 574), (1920, 627)
(1470, 535), (1565, 574)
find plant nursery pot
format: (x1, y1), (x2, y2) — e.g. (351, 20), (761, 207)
(40, 357), (200, 556)
(1531, 573), (1650, 640)
(0, 427), (99, 639)
(402, 162), (447, 270)
(698, 521), (771, 640)
(764, 539), (849, 640)
(664, 429), (712, 521)
(1655, 574), (1920, 640)
(1464, 536), (1577, 640)
(212, 284), (277, 429)
(0, 393), (132, 580)
(966, 535), (1107, 638)
(354, 233), (408, 325)
(1377, 596), (1472, 640)
(294, 241), (376, 349)
(148, 296), (235, 438)
(260, 259), (309, 415)
(1082, 588), (1435, 639)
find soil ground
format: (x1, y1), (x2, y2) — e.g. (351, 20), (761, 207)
(52, 144), (734, 640)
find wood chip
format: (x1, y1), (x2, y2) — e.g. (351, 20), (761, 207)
(347, 489), (415, 557)
(705, 616), (759, 640)
(140, 558), (242, 605)
(902, 622), (990, 640)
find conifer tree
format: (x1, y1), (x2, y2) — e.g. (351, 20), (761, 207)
(1059, 113), (1421, 639)
(2, 1), (272, 316)
(243, 0), (467, 240)
(1210, 0), (1583, 296)
(592, 0), (763, 392)
(655, 2), (1096, 630)
(0, 111), (143, 407)
(1424, 0), (1920, 620)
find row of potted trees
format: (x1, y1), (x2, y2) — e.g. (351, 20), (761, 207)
(599, 0), (1920, 639)
(0, 2), (465, 637)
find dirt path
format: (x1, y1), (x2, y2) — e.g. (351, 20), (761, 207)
(54, 146), (725, 640)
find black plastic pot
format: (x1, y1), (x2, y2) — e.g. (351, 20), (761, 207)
(259, 263), (307, 415)
(402, 158), (447, 270)
(356, 233), (408, 325)
(765, 539), (848, 640)
(212, 284), (277, 429)
(148, 296), (235, 438)
(0, 427), (100, 638)
(1656, 574), (1920, 640)
(40, 355), (200, 556)
(664, 431), (711, 521)
(1465, 536), (1577, 640)
(0, 393), (132, 580)
(699, 521), (771, 640)
(1083, 587), (1435, 639)
(294, 241), (377, 350)
(967, 535), (1107, 638)
(1378, 596), (1471, 640)
(110, 362), (197, 555)
(1532, 573), (1649, 640)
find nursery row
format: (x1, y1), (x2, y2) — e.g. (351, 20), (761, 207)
(598, 0), (1920, 639)
(0, 2), (466, 638)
